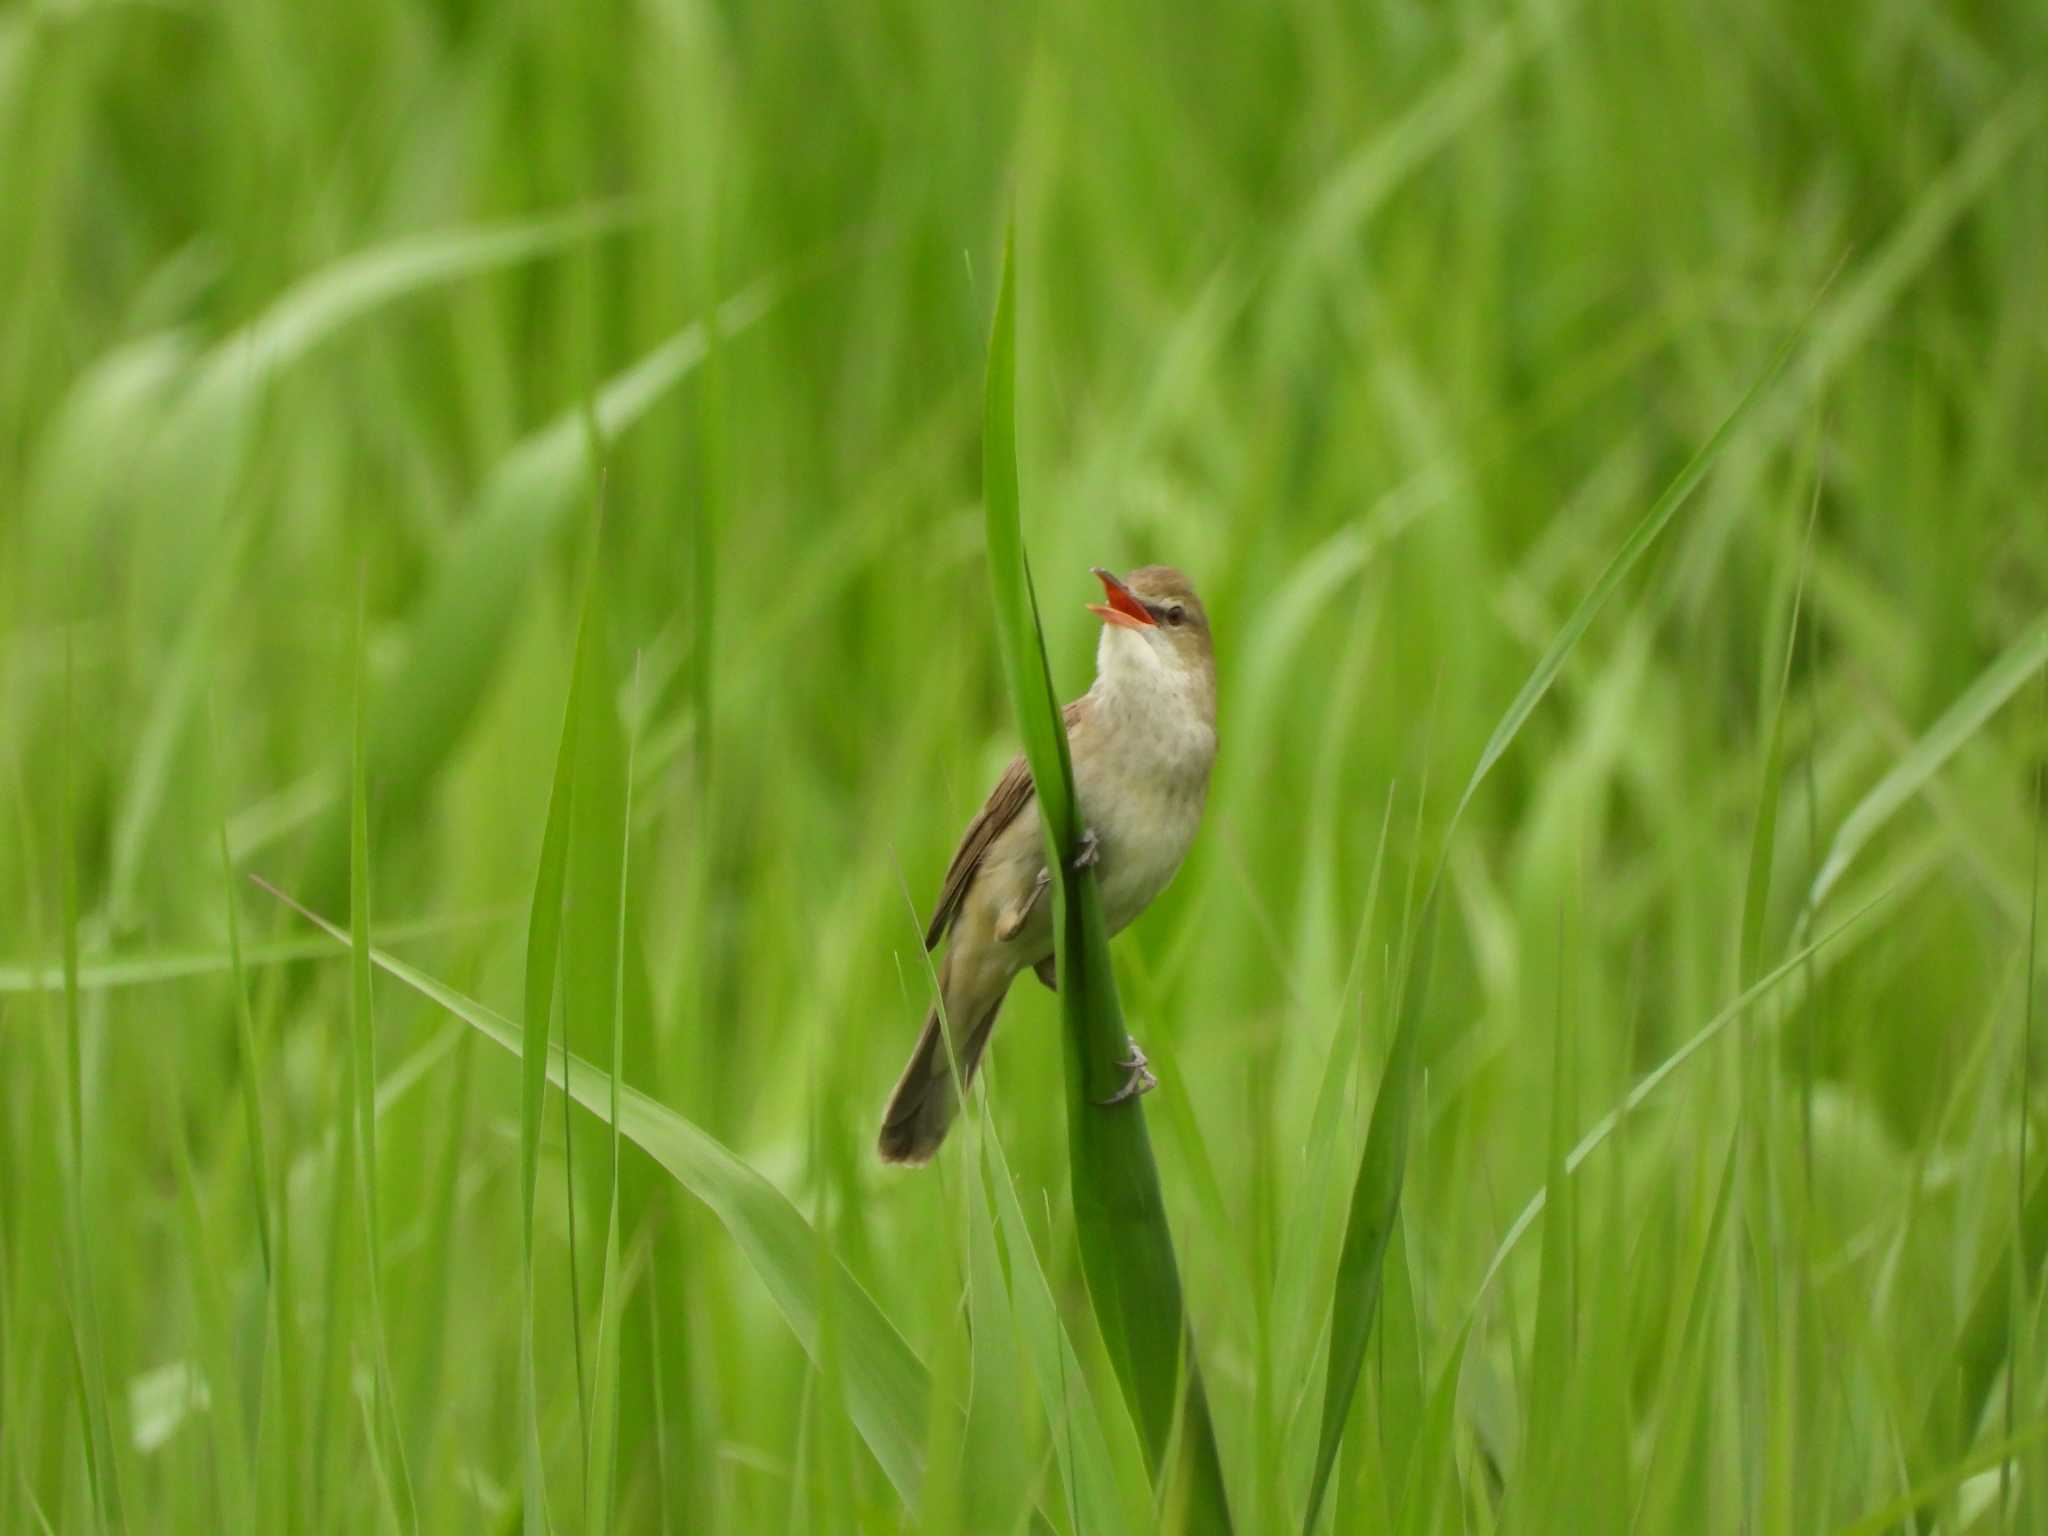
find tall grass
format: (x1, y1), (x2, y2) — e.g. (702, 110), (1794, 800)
(4, 0), (2047, 1531)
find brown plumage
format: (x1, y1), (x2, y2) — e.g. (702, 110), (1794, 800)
(879, 566), (1217, 1164)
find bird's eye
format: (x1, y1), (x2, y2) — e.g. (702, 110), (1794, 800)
(1165, 605), (1186, 627)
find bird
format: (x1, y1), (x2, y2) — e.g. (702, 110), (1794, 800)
(878, 564), (1217, 1164)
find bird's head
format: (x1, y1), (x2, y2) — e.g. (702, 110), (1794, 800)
(1088, 565), (1214, 694)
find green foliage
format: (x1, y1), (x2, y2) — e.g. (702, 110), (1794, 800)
(256, 886), (937, 1512)
(1304, 290), (1813, 1533)
(4, 2), (2047, 1530)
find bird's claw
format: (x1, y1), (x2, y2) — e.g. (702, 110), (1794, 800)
(1070, 828), (1102, 872)
(1094, 1036), (1158, 1106)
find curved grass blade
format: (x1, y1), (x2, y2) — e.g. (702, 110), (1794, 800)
(32, 206), (631, 523)
(980, 224), (1235, 1534)
(251, 881), (932, 1511)
(1829, 1419), (2048, 1536)
(59, 657), (127, 1533)
(42, 208), (636, 637)
(1303, 303), (1818, 1533)
(192, 207), (636, 400)
(1805, 611), (2048, 918)
(1449, 315), (1813, 838)
(0, 910), (511, 996)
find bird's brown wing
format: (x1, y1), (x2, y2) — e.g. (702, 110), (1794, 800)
(923, 696), (1090, 951)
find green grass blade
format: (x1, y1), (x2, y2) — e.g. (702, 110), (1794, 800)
(982, 1121), (1155, 1532)
(586, 668), (637, 1536)
(347, 587), (418, 1533)
(2014, 725), (2045, 1523)
(252, 881), (932, 1511)
(214, 740), (275, 1285)
(59, 658), (126, 1534)
(311, 1032), (360, 1525)
(106, 511), (262, 921)
(1925, 1093), (2048, 1487)
(1632, 1131), (1743, 1530)
(1375, 1208), (1427, 1521)
(212, 715), (287, 1522)
(518, 544), (598, 1536)
(1523, 923), (1578, 1510)
(1449, 315), (1812, 839)
(553, 511), (639, 1502)
(1395, 1319), (1475, 1536)
(0, 911), (513, 996)
(166, 1100), (255, 1529)
(959, 1129), (1035, 1536)
(1274, 788), (1398, 1418)
(1301, 892), (1437, 1535)
(1740, 485), (1818, 989)
(980, 223), (1235, 1533)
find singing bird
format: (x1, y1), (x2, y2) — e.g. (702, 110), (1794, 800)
(878, 565), (1217, 1164)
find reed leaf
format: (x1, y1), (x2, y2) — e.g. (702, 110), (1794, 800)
(979, 224), (1235, 1532)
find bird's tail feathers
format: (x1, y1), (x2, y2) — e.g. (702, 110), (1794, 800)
(877, 978), (1005, 1165)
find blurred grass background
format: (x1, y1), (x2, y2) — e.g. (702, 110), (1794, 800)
(3, 0), (2047, 1528)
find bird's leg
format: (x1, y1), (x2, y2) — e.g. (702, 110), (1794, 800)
(995, 869), (1051, 943)
(1094, 1035), (1158, 1106)
(1012, 829), (1097, 976)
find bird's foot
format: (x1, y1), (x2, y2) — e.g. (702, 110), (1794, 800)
(1070, 828), (1102, 872)
(1094, 1036), (1158, 1106)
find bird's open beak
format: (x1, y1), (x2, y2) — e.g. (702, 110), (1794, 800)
(1088, 567), (1154, 630)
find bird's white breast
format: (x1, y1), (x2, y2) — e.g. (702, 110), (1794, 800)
(1076, 632), (1216, 934)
